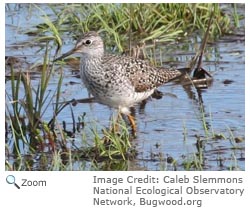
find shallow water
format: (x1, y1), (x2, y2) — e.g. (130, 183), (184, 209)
(5, 4), (245, 171)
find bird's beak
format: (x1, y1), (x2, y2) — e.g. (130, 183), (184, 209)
(54, 47), (77, 62)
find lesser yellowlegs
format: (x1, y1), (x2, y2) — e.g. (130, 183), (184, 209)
(55, 31), (187, 135)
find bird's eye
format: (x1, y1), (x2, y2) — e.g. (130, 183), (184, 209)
(85, 39), (92, 45)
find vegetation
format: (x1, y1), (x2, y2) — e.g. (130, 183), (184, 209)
(24, 3), (238, 55)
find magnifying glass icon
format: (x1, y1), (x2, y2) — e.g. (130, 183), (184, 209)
(6, 175), (20, 189)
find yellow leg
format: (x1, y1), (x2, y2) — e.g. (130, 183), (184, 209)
(127, 114), (137, 137)
(110, 111), (137, 137)
(109, 112), (123, 133)
(103, 113), (121, 143)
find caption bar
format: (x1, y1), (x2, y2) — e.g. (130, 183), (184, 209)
(91, 174), (244, 208)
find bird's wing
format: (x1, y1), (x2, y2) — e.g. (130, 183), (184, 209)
(103, 55), (186, 93)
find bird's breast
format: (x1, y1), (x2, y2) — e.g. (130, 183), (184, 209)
(79, 58), (155, 108)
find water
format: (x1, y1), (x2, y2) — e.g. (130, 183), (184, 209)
(5, 4), (245, 171)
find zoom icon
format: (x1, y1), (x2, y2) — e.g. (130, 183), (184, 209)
(6, 175), (20, 189)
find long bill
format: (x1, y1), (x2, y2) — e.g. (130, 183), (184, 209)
(53, 48), (76, 62)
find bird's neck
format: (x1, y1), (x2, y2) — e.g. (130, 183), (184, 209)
(81, 53), (103, 63)
(80, 53), (103, 73)
(81, 48), (104, 60)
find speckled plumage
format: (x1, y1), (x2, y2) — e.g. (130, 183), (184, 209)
(56, 31), (185, 115)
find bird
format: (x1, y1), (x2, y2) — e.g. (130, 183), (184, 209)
(55, 31), (188, 136)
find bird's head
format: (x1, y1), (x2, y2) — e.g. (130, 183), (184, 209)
(54, 31), (104, 61)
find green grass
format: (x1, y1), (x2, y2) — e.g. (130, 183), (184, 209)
(26, 3), (239, 53)
(6, 43), (62, 152)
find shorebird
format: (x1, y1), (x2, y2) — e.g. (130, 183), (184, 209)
(55, 31), (187, 136)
